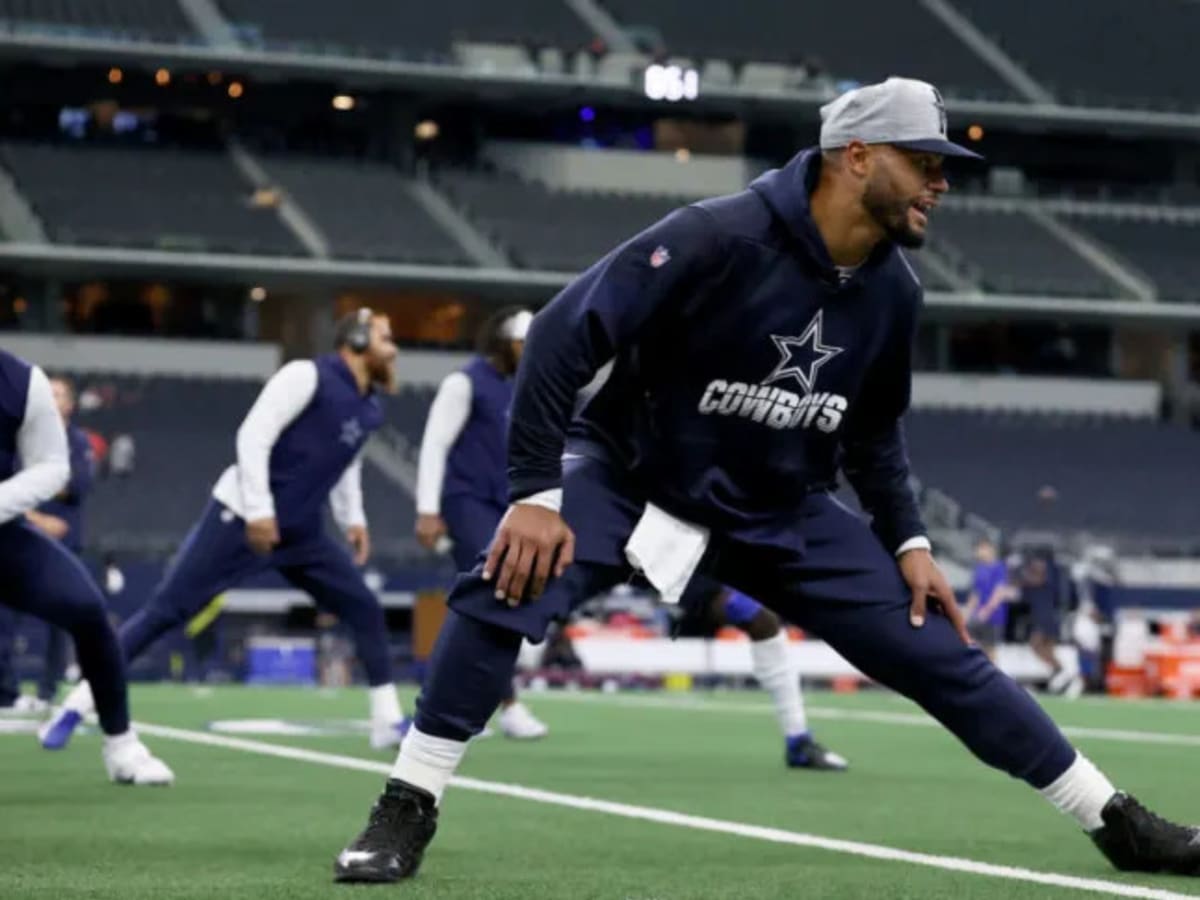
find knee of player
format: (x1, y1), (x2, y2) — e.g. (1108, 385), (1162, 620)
(742, 608), (782, 641)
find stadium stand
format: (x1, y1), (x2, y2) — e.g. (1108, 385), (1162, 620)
(218, 0), (596, 63)
(78, 374), (257, 557)
(1063, 215), (1200, 304)
(262, 157), (473, 265)
(73, 375), (437, 566)
(0, 0), (198, 43)
(906, 410), (1200, 545)
(599, 0), (1018, 100)
(930, 207), (1124, 297)
(436, 168), (685, 270)
(0, 142), (305, 256)
(905, 252), (956, 292)
(950, 0), (1200, 111)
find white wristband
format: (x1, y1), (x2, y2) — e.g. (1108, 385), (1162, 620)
(517, 488), (563, 513)
(895, 536), (932, 557)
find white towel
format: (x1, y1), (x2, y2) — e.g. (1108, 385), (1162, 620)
(624, 502), (710, 605)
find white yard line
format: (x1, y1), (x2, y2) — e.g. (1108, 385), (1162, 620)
(134, 721), (1200, 900)
(525, 692), (1200, 748)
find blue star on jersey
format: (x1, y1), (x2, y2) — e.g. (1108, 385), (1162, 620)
(762, 310), (844, 395)
(339, 417), (364, 447)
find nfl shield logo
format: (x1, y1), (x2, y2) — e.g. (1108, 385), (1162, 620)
(650, 245), (671, 268)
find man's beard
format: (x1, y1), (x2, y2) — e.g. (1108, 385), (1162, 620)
(863, 186), (926, 249)
(368, 359), (398, 394)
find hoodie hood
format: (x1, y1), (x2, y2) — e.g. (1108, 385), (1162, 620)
(749, 147), (894, 282)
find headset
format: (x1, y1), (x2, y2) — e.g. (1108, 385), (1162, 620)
(337, 307), (374, 354)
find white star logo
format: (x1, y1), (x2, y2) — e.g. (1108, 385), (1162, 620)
(762, 310), (844, 395)
(339, 417), (364, 447)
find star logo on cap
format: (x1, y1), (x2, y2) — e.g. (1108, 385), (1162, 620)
(339, 417), (364, 447)
(763, 310), (844, 395)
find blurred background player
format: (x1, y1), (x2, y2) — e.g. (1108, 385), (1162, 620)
(414, 306), (548, 740)
(962, 537), (1010, 662)
(43, 309), (410, 754)
(0, 375), (91, 714)
(0, 348), (171, 784)
(1017, 546), (1084, 698)
(681, 578), (847, 770)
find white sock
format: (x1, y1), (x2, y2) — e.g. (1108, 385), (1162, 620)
(103, 729), (139, 752)
(368, 683), (404, 726)
(390, 727), (468, 805)
(749, 631), (808, 738)
(63, 680), (94, 715)
(1039, 752), (1117, 831)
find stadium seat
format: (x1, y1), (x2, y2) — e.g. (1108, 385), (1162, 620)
(599, 0), (1018, 100)
(951, 0), (1200, 111)
(0, 142), (304, 256)
(0, 0), (197, 43)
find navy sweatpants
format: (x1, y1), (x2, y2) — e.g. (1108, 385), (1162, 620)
(0, 520), (128, 733)
(120, 500), (391, 686)
(417, 455), (1076, 789)
(440, 494), (516, 705)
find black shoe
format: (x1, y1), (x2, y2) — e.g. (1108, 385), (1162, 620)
(1090, 792), (1200, 875)
(334, 780), (439, 884)
(785, 734), (849, 771)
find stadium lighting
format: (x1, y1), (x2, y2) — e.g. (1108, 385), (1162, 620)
(332, 94), (356, 111)
(155, 68), (171, 87)
(107, 67), (123, 85)
(414, 119), (440, 141)
(249, 286), (267, 303)
(228, 81), (245, 99)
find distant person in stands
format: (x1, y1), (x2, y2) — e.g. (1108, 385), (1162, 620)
(414, 307), (549, 741)
(962, 537), (1012, 662)
(0, 375), (93, 713)
(43, 309), (410, 759)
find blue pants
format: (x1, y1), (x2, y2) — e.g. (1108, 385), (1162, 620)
(440, 494), (515, 705)
(119, 500), (392, 686)
(417, 456), (1076, 789)
(0, 521), (128, 733)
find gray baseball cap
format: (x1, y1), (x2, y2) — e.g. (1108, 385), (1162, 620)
(819, 76), (983, 160)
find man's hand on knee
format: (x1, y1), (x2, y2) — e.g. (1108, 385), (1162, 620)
(899, 548), (971, 645)
(483, 505), (575, 607)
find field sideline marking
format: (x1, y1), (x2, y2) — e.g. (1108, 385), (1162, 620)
(526, 692), (1200, 749)
(133, 720), (1199, 900)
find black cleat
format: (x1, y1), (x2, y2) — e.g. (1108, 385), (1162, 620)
(1090, 792), (1200, 875)
(785, 734), (849, 771)
(334, 780), (439, 884)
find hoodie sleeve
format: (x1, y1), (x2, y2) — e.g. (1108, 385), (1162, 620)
(839, 288), (927, 554)
(508, 206), (725, 502)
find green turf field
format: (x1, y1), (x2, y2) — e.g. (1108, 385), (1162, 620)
(1, 685), (1199, 899)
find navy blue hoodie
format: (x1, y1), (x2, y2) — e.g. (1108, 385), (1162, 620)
(508, 148), (926, 552)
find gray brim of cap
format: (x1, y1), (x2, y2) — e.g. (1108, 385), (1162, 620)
(891, 138), (984, 160)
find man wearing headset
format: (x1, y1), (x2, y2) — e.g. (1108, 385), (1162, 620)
(43, 309), (410, 757)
